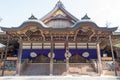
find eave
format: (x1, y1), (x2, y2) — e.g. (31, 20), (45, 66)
(72, 20), (118, 32)
(1, 20), (118, 33)
(1, 20), (49, 32)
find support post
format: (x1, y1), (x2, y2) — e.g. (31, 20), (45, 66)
(115, 48), (119, 60)
(66, 57), (69, 74)
(65, 50), (71, 75)
(50, 35), (53, 76)
(65, 35), (70, 74)
(16, 37), (22, 76)
(1, 51), (4, 59)
(96, 42), (102, 75)
(109, 35), (117, 76)
(1, 35), (9, 76)
(50, 54), (53, 76)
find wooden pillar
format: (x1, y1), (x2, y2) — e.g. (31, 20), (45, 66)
(115, 48), (119, 60)
(109, 35), (117, 76)
(65, 35), (70, 74)
(96, 42), (102, 75)
(1, 35), (10, 76)
(16, 37), (23, 76)
(50, 35), (53, 76)
(50, 54), (53, 75)
(66, 53), (69, 74)
(65, 50), (71, 75)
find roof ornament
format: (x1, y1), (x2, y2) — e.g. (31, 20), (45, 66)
(81, 14), (91, 20)
(56, 0), (65, 8)
(28, 14), (38, 20)
(105, 21), (111, 28)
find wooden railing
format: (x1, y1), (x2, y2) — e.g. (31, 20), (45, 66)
(102, 61), (120, 71)
(0, 61), (16, 76)
(102, 61), (120, 75)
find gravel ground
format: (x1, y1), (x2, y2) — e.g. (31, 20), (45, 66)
(0, 76), (120, 80)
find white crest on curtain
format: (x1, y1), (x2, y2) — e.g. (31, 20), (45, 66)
(65, 50), (71, 58)
(48, 52), (55, 58)
(82, 52), (89, 58)
(30, 52), (37, 58)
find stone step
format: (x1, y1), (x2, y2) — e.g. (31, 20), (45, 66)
(20, 63), (97, 76)
(20, 63), (50, 75)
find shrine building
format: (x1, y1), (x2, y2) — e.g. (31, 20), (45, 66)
(0, 1), (120, 76)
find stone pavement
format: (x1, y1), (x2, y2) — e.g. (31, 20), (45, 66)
(0, 76), (120, 80)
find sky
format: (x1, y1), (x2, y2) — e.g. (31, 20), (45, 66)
(0, 0), (120, 31)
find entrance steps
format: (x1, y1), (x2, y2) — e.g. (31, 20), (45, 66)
(20, 63), (67, 76)
(20, 63), (50, 76)
(20, 63), (97, 76)
(53, 63), (66, 75)
(69, 63), (97, 75)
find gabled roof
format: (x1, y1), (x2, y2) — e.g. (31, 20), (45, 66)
(40, 1), (78, 22)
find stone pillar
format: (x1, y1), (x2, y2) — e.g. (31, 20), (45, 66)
(96, 42), (102, 75)
(16, 37), (23, 76)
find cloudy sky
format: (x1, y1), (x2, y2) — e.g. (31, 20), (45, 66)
(0, 0), (120, 31)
